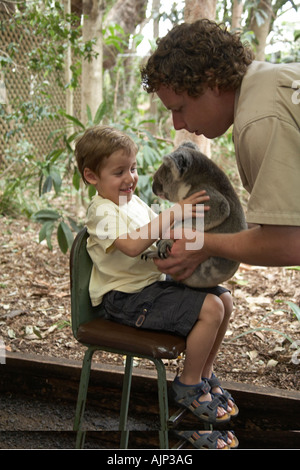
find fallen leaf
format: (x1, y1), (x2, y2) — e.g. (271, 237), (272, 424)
(267, 359), (278, 368)
(247, 350), (259, 361)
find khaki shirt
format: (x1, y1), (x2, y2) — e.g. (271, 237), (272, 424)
(86, 194), (164, 306)
(233, 60), (300, 226)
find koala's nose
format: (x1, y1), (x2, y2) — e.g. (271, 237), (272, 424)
(152, 181), (166, 200)
(152, 179), (162, 196)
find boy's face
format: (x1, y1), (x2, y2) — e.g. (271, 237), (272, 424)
(85, 149), (138, 205)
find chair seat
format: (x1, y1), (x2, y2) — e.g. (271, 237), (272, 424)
(77, 317), (186, 359)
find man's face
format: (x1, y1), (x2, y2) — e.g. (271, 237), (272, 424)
(156, 85), (235, 139)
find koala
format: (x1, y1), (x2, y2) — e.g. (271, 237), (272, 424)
(143, 141), (247, 288)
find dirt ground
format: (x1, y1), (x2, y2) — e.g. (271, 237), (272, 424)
(0, 214), (299, 391)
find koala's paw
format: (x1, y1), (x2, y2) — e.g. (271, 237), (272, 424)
(157, 239), (174, 259)
(141, 250), (159, 260)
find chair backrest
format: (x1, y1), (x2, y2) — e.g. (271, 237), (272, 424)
(70, 227), (102, 339)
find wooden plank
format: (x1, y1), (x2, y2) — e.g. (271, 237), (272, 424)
(3, 350), (300, 399)
(1, 351), (299, 447)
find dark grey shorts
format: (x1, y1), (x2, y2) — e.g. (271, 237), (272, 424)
(101, 280), (229, 337)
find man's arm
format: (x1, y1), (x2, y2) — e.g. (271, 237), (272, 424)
(153, 225), (300, 280)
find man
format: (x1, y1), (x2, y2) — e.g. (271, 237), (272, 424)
(141, 19), (300, 281)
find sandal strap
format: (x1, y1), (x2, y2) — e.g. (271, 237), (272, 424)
(189, 394), (230, 422)
(206, 374), (235, 403)
(172, 377), (210, 405)
(204, 374), (239, 418)
(206, 374), (221, 389)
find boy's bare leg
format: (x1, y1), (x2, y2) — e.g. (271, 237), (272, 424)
(178, 294), (227, 417)
(179, 293), (225, 385)
(202, 292), (232, 378)
(177, 294), (229, 448)
(201, 292), (235, 412)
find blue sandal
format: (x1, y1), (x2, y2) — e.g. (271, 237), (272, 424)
(204, 374), (239, 417)
(171, 377), (231, 425)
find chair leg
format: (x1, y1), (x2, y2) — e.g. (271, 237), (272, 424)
(119, 355), (133, 449)
(153, 358), (169, 449)
(73, 346), (95, 449)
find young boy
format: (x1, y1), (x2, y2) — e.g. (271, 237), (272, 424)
(75, 125), (238, 449)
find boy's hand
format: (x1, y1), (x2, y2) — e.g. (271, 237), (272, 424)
(174, 190), (210, 221)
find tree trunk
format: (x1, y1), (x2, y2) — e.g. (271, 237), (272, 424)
(103, 0), (148, 69)
(232, 0), (244, 30)
(148, 0), (160, 135)
(174, 0), (217, 156)
(250, 0), (273, 61)
(184, 0), (217, 21)
(81, 0), (104, 123)
(63, 0), (74, 135)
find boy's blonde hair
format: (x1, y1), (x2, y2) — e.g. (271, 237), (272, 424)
(75, 125), (138, 185)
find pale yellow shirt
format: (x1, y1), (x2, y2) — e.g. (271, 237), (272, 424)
(233, 60), (300, 226)
(86, 194), (165, 306)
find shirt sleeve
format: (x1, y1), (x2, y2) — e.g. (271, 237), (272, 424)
(239, 117), (300, 226)
(86, 199), (127, 252)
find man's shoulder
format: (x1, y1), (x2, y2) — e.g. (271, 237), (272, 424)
(244, 60), (300, 84)
(236, 60), (300, 129)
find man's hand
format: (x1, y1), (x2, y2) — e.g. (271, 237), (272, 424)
(154, 228), (209, 280)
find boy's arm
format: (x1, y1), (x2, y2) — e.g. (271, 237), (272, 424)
(113, 191), (209, 257)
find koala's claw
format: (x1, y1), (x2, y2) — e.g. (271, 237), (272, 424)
(141, 251), (159, 260)
(157, 240), (173, 259)
(141, 240), (174, 262)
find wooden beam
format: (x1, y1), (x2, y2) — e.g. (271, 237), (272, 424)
(1, 352), (299, 449)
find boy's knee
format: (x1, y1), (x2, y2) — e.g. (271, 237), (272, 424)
(220, 291), (233, 316)
(201, 294), (224, 325)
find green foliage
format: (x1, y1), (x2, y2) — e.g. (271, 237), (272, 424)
(0, 139), (42, 217)
(10, 0), (97, 87)
(33, 208), (78, 253)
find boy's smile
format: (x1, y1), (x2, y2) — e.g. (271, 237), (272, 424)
(84, 149), (138, 205)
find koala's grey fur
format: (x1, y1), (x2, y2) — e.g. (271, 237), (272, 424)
(144, 141), (247, 288)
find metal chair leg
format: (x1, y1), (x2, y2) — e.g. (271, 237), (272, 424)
(119, 355), (133, 449)
(153, 358), (169, 449)
(74, 350), (171, 449)
(73, 346), (94, 448)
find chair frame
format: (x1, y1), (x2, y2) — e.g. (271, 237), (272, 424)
(73, 346), (169, 449)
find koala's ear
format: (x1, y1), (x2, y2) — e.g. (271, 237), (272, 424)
(172, 149), (192, 177)
(162, 155), (181, 181)
(180, 141), (199, 151)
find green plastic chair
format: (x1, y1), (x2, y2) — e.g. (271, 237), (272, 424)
(70, 227), (186, 449)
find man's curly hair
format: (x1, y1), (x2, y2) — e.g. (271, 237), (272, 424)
(141, 19), (254, 97)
